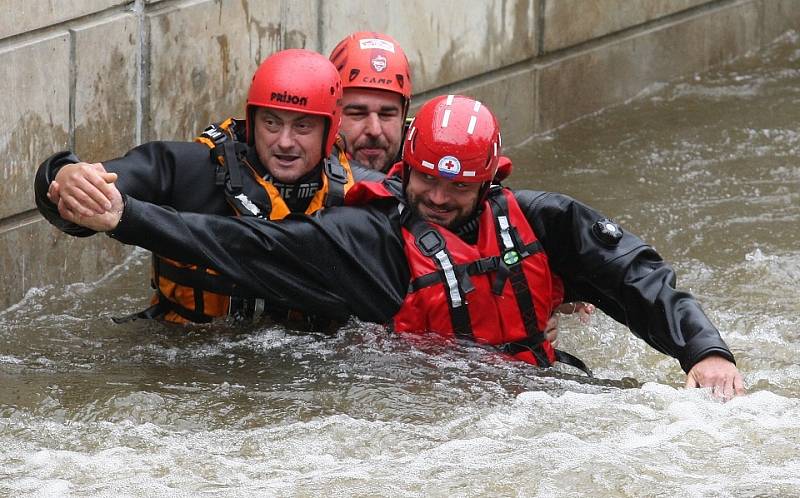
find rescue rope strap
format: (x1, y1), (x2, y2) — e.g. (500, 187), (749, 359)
(500, 340), (593, 377)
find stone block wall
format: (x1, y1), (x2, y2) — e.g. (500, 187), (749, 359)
(1, 0), (798, 309)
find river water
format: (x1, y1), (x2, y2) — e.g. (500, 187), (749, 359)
(2, 33), (799, 497)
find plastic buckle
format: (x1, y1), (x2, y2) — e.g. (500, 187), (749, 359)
(324, 158), (348, 185)
(202, 124), (228, 145)
(416, 229), (445, 256)
(471, 257), (498, 275)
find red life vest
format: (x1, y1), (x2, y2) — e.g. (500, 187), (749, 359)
(346, 181), (564, 368)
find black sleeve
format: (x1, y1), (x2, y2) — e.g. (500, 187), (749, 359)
(33, 142), (228, 236)
(516, 190), (735, 372)
(109, 196), (410, 323)
(99, 141), (225, 210)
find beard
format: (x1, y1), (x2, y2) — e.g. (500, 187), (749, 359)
(353, 136), (396, 171)
(407, 190), (477, 231)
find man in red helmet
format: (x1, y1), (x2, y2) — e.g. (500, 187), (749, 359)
(35, 49), (382, 326)
(329, 31), (590, 323)
(329, 31), (412, 172)
(59, 95), (745, 398)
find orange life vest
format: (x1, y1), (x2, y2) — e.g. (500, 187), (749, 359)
(147, 118), (355, 324)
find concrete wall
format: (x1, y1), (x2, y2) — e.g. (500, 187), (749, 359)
(2, 0), (799, 309)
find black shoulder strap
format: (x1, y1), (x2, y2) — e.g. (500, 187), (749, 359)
(323, 156), (349, 207)
(197, 119), (247, 190)
(222, 141), (243, 190)
(213, 142), (269, 219)
(404, 215), (474, 338)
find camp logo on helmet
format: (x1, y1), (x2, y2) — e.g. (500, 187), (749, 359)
(371, 54), (387, 72)
(437, 155), (461, 177)
(359, 38), (395, 53)
(361, 76), (393, 86)
(269, 91), (308, 106)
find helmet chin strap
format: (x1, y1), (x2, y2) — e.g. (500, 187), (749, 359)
(247, 107), (256, 145)
(321, 119), (331, 158)
(477, 181), (491, 204)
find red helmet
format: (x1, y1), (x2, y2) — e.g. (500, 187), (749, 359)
(403, 95), (502, 183)
(246, 49), (343, 156)
(329, 32), (412, 110)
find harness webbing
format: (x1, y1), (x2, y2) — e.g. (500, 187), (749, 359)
(323, 157), (348, 207)
(408, 240), (541, 293)
(405, 215), (473, 338)
(500, 340), (593, 377)
(215, 141), (267, 218)
(488, 191), (552, 367)
(152, 256), (257, 297)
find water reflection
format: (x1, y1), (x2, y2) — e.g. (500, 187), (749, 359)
(2, 32), (799, 495)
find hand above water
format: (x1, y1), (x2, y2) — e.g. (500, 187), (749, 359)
(685, 354), (746, 401)
(556, 301), (595, 325)
(47, 162), (118, 218)
(49, 162), (124, 232)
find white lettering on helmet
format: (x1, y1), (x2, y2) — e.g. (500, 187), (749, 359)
(421, 160), (435, 169)
(359, 38), (395, 52)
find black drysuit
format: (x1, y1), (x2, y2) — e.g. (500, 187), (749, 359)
(97, 175), (735, 373)
(34, 141), (385, 236)
(34, 140), (385, 323)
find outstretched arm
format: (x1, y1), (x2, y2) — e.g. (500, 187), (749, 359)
(34, 142), (226, 236)
(60, 181), (410, 323)
(518, 190), (744, 397)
